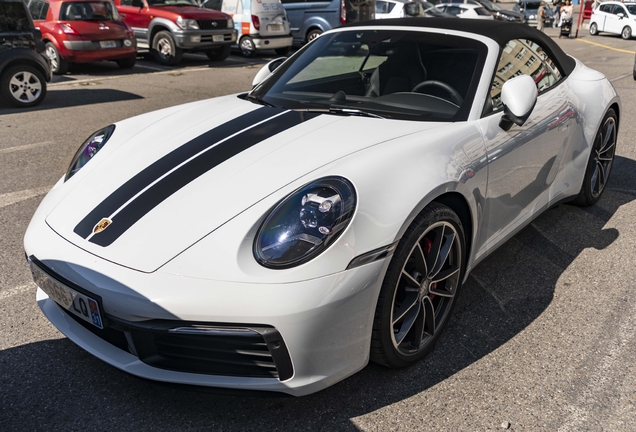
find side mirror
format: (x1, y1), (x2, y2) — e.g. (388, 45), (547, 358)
(404, 2), (421, 16)
(617, 12), (625, 18)
(499, 74), (537, 131)
(132, 0), (144, 8)
(251, 57), (286, 87)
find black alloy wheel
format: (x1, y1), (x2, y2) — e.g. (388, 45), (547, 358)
(45, 42), (68, 75)
(206, 44), (231, 61)
(371, 202), (465, 368)
(574, 109), (618, 206)
(1, 64), (47, 108)
(152, 31), (183, 66)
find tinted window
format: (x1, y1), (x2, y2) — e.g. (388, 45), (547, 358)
(490, 39), (563, 111)
(445, 6), (461, 14)
(612, 5), (626, 15)
(376, 1), (396, 13)
(599, 4), (612, 12)
(627, 4), (636, 14)
(59, 1), (118, 20)
(201, 0), (222, 9)
(0, 1), (32, 31)
(28, 0), (49, 20)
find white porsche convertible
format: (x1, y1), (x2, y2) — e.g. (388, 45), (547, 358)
(25, 18), (620, 396)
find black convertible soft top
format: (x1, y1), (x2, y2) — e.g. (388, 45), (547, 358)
(343, 18), (576, 76)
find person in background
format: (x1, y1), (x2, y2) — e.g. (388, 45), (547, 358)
(559, 0), (573, 26)
(553, 0), (563, 27)
(537, 1), (547, 31)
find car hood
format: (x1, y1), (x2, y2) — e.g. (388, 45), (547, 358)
(46, 95), (445, 273)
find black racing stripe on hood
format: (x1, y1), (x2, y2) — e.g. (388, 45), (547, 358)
(89, 110), (320, 247)
(74, 106), (281, 239)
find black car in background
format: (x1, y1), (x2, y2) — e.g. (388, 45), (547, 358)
(0, 0), (51, 107)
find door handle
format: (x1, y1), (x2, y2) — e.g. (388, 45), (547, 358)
(121, 13), (126, 18)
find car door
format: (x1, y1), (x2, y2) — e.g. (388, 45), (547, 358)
(477, 38), (573, 252)
(115, 0), (150, 44)
(602, 3), (623, 33)
(607, 3), (629, 34)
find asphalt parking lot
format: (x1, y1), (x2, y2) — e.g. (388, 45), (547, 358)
(1, 27), (636, 431)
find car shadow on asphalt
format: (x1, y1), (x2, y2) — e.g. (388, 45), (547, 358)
(1, 156), (635, 431)
(0, 88), (144, 114)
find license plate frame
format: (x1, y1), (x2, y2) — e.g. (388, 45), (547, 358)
(212, 35), (224, 42)
(100, 40), (117, 49)
(30, 260), (105, 329)
(267, 24), (283, 32)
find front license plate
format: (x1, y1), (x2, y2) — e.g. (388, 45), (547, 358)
(100, 40), (117, 49)
(30, 261), (104, 329)
(212, 34), (224, 42)
(268, 24), (283, 32)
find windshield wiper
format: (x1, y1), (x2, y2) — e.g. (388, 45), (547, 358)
(295, 107), (386, 119)
(246, 93), (275, 107)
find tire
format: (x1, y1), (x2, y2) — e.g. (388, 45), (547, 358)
(621, 26), (632, 40)
(305, 28), (322, 44)
(589, 22), (598, 36)
(239, 36), (256, 57)
(116, 56), (136, 69)
(45, 42), (68, 75)
(573, 109), (618, 206)
(206, 44), (231, 61)
(371, 202), (466, 368)
(152, 31), (183, 66)
(1, 64), (47, 108)
(274, 46), (291, 56)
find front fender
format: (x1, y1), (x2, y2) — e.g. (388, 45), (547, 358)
(161, 122), (488, 284)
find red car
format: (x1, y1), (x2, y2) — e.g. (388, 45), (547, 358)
(27, 0), (137, 74)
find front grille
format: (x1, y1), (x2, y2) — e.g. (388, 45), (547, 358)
(130, 324), (293, 380)
(35, 258), (293, 381)
(197, 20), (227, 30)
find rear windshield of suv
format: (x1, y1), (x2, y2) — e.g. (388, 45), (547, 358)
(59, 1), (119, 20)
(0, 1), (32, 31)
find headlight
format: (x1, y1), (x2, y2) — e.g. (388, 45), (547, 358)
(176, 17), (199, 30)
(254, 176), (356, 269)
(65, 125), (115, 182)
(227, 17), (234, 28)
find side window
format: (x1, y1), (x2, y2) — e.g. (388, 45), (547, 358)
(120, 0), (133, 5)
(490, 39), (563, 111)
(614, 5), (627, 15)
(28, 0), (49, 20)
(446, 6), (461, 15)
(599, 4), (612, 13)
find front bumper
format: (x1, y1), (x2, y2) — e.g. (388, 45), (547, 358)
(174, 29), (237, 50)
(26, 210), (387, 396)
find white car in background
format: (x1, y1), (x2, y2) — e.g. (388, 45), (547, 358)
(435, 3), (494, 19)
(375, 0), (455, 18)
(589, 1), (636, 39)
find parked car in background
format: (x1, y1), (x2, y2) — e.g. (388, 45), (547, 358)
(589, 1), (636, 39)
(376, 0), (454, 18)
(513, 0), (555, 27)
(201, 0), (292, 57)
(27, 0), (137, 74)
(437, 0), (525, 22)
(434, 2), (493, 19)
(0, 0), (51, 107)
(114, 0), (237, 65)
(282, 0), (375, 45)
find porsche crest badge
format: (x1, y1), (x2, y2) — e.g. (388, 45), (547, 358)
(93, 218), (112, 235)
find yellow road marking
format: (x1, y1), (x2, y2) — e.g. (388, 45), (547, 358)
(576, 38), (636, 55)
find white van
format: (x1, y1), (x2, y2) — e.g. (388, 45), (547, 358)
(202, 0), (293, 57)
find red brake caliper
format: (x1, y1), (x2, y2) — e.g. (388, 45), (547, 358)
(423, 237), (437, 299)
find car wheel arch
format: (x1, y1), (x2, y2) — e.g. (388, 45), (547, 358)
(2, 58), (48, 82)
(149, 23), (172, 46)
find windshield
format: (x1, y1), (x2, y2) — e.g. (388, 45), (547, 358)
(251, 30), (486, 122)
(60, 1), (119, 20)
(626, 4), (636, 14)
(147, 0), (197, 6)
(480, 0), (501, 11)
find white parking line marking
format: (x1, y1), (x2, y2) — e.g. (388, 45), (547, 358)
(610, 72), (632, 82)
(132, 64), (166, 71)
(0, 186), (52, 209)
(0, 284), (33, 301)
(0, 141), (54, 155)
